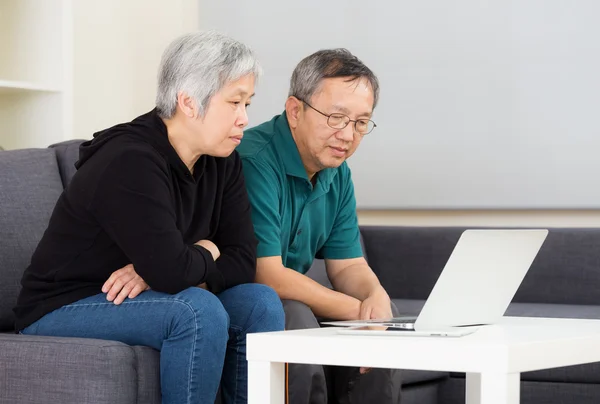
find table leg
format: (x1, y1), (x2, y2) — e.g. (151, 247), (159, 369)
(248, 360), (285, 404)
(466, 372), (520, 404)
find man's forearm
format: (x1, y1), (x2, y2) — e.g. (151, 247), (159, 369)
(256, 264), (361, 320)
(330, 263), (386, 301)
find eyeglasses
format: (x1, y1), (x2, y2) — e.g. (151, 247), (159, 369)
(298, 99), (377, 135)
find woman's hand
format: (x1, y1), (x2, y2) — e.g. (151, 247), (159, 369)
(102, 264), (150, 305)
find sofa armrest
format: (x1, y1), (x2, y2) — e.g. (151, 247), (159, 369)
(0, 333), (138, 404)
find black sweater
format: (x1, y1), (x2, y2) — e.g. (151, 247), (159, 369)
(14, 109), (257, 331)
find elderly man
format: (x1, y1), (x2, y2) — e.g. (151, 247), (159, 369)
(238, 49), (401, 404)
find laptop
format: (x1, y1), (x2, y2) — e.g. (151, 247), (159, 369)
(323, 229), (549, 337)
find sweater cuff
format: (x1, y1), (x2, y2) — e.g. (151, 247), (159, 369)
(191, 245), (222, 291)
(204, 266), (226, 294)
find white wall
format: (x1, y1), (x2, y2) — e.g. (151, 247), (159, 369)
(56, 2), (600, 228)
(71, 0), (198, 140)
(197, 0), (600, 210)
(196, 0), (600, 228)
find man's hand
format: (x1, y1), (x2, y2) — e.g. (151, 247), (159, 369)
(195, 239), (220, 261)
(102, 264), (150, 305)
(358, 288), (392, 374)
(359, 287), (393, 320)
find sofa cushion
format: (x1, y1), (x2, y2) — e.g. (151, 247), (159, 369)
(402, 370), (448, 385)
(49, 139), (85, 187)
(441, 377), (600, 404)
(361, 226), (600, 307)
(306, 257), (333, 289)
(0, 333), (138, 404)
(0, 149), (64, 331)
(132, 346), (161, 404)
(401, 380), (445, 404)
(361, 227), (461, 301)
(505, 302), (600, 320)
(513, 229), (600, 306)
(392, 298), (600, 321)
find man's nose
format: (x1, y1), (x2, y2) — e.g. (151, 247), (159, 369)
(337, 123), (355, 142)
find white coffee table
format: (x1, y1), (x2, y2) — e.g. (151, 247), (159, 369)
(247, 316), (600, 404)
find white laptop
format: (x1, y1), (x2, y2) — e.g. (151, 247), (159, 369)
(324, 229), (549, 337)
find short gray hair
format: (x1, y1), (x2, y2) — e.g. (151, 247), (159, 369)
(289, 48), (380, 109)
(156, 30), (261, 119)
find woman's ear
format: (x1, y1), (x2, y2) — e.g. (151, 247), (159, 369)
(177, 92), (197, 118)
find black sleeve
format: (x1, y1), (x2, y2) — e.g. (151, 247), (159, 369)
(89, 149), (217, 294)
(207, 152), (258, 293)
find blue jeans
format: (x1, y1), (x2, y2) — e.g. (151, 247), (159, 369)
(21, 284), (284, 404)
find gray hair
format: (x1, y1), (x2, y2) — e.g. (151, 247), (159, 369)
(289, 48), (380, 109)
(156, 30), (261, 119)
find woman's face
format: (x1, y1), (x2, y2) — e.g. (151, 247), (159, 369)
(189, 74), (255, 157)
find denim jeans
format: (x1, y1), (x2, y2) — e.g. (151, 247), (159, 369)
(21, 284), (285, 404)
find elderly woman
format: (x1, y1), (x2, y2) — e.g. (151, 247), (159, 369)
(13, 31), (284, 404)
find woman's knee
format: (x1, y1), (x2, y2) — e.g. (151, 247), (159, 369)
(172, 287), (230, 337)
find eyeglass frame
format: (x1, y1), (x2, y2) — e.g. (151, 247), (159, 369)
(296, 98), (377, 135)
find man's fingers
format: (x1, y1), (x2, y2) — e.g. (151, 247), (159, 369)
(360, 367), (372, 375)
(370, 307), (393, 320)
(360, 305), (373, 321)
(359, 303), (367, 320)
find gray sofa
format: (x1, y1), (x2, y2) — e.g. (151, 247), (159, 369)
(1, 140), (161, 404)
(360, 226), (600, 404)
(2, 140), (600, 404)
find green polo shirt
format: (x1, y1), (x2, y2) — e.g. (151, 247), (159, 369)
(238, 112), (363, 274)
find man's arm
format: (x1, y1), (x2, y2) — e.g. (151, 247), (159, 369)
(256, 256), (361, 320)
(325, 256), (383, 300)
(319, 165), (391, 320)
(326, 257), (392, 320)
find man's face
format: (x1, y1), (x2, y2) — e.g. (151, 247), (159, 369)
(289, 77), (375, 176)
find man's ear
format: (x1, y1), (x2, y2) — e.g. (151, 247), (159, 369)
(176, 92), (197, 118)
(285, 96), (303, 129)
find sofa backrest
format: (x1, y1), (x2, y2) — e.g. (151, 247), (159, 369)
(0, 148), (65, 331)
(49, 139), (84, 187)
(360, 226), (600, 306)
